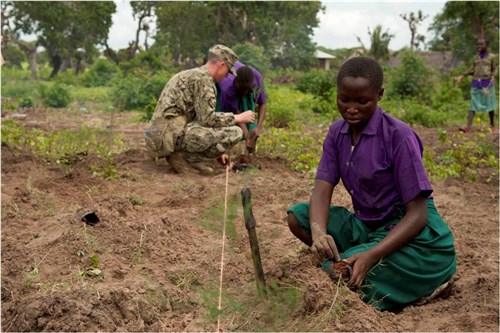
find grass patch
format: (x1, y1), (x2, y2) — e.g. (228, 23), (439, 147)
(199, 195), (239, 243)
(197, 278), (306, 331)
(1, 119), (127, 162)
(71, 86), (112, 104)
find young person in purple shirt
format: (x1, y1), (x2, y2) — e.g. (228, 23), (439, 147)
(287, 56), (456, 311)
(217, 61), (267, 159)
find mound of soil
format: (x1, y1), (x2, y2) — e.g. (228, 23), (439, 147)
(1, 109), (498, 331)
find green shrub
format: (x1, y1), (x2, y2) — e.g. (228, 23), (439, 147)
(232, 43), (270, 74)
(387, 50), (434, 102)
(265, 85), (311, 128)
(2, 44), (26, 68)
(258, 122), (325, 173)
(71, 86), (111, 104)
(267, 68), (303, 84)
(118, 50), (167, 75)
(382, 99), (448, 127)
(142, 97), (158, 121)
(81, 58), (120, 87)
(296, 69), (336, 99)
(39, 82), (72, 108)
(431, 79), (466, 111)
(54, 70), (81, 86)
(110, 72), (166, 111)
(19, 97), (35, 108)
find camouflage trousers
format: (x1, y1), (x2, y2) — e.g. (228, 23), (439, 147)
(181, 122), (243, 163)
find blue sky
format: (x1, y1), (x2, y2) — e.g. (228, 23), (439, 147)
(108, 1), (447, 51)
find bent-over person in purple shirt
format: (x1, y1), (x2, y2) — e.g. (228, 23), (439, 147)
(287, 56), (456, 311)
(218, 61), (267, 159)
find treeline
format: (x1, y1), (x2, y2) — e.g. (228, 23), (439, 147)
(1, 1), (498, 80)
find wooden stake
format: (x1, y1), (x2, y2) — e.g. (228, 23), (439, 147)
(241, 187), (267, 297)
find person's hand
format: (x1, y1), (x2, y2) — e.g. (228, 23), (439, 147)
(234, 110), (255, 124)
(251, 126), (261, 138)
(247, 129), (260, 153)
(217, 154), (230, 167)
(310, 234), (337, 259)
(343, 251), (379, 291)
(490, 77), (496, 86)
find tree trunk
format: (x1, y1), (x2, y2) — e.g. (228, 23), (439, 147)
(50, 54), (62, 78)
(104, 44), (120, 65)
(472, 17), (485, 40)
(60, 57), (71, 73)
(15, 40), (37, 79)
(27, 51), (37, 79)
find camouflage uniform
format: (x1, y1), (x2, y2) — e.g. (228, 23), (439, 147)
(145, 46), (243, 163)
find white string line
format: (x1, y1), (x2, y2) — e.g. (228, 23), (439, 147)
(216, 165), (230, 332)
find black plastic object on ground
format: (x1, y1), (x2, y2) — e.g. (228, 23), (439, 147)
(79, 210), (100, 226)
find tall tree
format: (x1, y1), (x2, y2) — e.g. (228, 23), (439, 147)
(368, 25), (394, 61)
(356, 25), (394, 61)
(428, 1), (499, 61)
(8, 1), (115, 77)
(154, 1), (323, 69)
(400, 10), (428, 50)
(131, 1), (155, 53)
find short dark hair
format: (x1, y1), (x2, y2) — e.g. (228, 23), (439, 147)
(236, 66), (254, 86)
(337, 56), (384, 91)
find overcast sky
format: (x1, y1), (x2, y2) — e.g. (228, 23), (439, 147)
(108, 0), (447, 51)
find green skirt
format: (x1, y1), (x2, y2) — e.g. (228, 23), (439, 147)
(287, 199), (457, 311)
(470, 86), (497, 112)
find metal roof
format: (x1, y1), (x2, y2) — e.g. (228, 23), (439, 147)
(314, 50), (336, 59)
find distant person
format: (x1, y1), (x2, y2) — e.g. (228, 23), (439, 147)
(287, 56), (457, 311)
(145, 45), (255, 175)
(455, 38), (498, 133)
(217, 61), (267, 165)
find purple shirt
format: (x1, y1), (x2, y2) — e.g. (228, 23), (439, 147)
(218, 61), (266, 113)
(316, 106), (433, 224)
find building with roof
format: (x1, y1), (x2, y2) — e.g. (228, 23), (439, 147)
(314, 49), (336, 70)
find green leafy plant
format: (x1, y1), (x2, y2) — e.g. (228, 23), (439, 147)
(39, 82), (72, 108)
(424, 132), (499, 181)
(89, 254), (100, 268)
(296, 69), (336, 99)
(258, 122), (325, 173)
(265, 85), (313, 128)
(110, 72), (166, 111)
(82, 58), (121, 87)
(387, 49), (434, 103)
(19, 96), (35, 108)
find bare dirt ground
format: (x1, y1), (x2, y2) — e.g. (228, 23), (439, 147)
(1, 107), (499, 332)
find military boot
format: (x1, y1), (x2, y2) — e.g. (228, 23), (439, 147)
(191, 162), (216, 176)
(167, 152), (194, 174)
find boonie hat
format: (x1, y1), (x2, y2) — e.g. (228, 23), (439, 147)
(209, 44), (238, 76)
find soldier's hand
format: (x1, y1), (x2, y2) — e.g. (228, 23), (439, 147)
(235, 111), (255, 124)
(217, 154), (230, 166)
(310, 234), (337, 259)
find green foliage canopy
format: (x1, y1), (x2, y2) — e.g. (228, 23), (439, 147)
(6, 1), (116, 77)
(154, 1), (323, 70)
(368, 25), (394, 61)
(428, 1), (499, 60)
